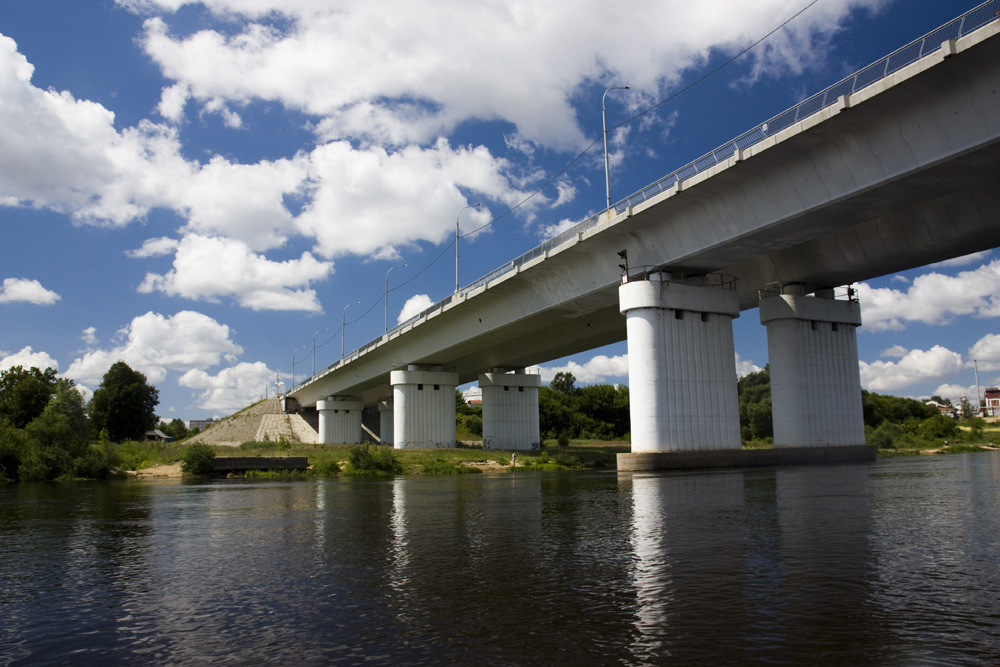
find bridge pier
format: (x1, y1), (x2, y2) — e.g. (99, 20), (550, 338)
(378, 399), (394, 445)
(390, 365), (459, 448)
(317, 396), (363, 444)
(618, 274), (742, 453)
(480, 369), (541, 450)
(760, 288), (865, 447)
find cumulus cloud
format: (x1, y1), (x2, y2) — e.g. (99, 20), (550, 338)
(81, 327), (98, 346)
(931, 383), (979, 404)
(180, 361), (278, 411)
(880, 345), (908, 358)
(859, 345), (964, 392)
(126, 0), (880, 151)
(0, 346), (59, 372)
(969, 334), (1000, 372)
(397, 294), (434, 323)
(857, 260), (1000, 332)
(539, 354), (629, 383)
(137, 234), (332, 311)
(63, 310), (243, 385)
(0, 277), (60, 305)
(735, 354), (761, 378)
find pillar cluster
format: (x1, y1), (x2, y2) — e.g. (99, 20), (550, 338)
(480, 369), (541, 450)
(390, 365), (459, 449)
(317, 395), (363, 444)
(619, 273), (742, 453)
(759, 289), (864, 447)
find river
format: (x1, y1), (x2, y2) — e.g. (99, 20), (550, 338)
(2, 453), (999, 665)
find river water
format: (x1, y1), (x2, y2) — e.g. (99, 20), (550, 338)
(2, 453), (999, 665)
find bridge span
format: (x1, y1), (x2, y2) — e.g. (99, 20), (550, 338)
(288, 5), (1000, 465)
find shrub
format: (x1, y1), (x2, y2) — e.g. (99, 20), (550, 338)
(919, 415), (959, 440)
(312, 459), (341, 477)
(557, 431), (570, 447)
(421, 459), (482, 475)
(181, 443), (216, 475)
(346, 443), (402, 475)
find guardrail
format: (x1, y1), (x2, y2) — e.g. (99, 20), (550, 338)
(293, 0), (997, 393)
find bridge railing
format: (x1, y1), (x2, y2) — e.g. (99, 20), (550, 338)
(623, 266), (738, 290)
(294, 1), (996, 393)
(758, 283), (859, 303)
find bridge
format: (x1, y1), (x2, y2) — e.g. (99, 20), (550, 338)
(287, 3), (1000, 468)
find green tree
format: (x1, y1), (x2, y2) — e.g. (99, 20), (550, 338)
(737, 366), (773, 441)
(89, 361), (159, 442)
(0, 366), (58, 428)
(550, 372), (577, 395)
(157, 418), (189, 441)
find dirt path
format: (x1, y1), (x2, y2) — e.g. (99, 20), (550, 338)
(133, 462), (183, 478)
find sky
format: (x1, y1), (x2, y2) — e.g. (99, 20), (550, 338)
(1, 0), (997, 421)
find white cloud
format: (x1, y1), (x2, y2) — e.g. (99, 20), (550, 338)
(880, 345), (908, 358)
(0, 346), (59, 372)
(969, 334), (1000, 372)
(735, 354), (761, 378)
(81, 327), (98, 346)
(397, 294), (434, 323)
(857, 260), (1000, 332)
(126, 236), (180, 258)
(859, 345), (964, 392)
(128, 0), (880, 151)
(296, 139), (529, 258)
(930, 383), (979, 404)
(0, 277), (60, 305)
(539, 354), (629, 383)
(63, 310), (243, 385)
(138, 234), (332, 311)
(179, 361), (277, 411)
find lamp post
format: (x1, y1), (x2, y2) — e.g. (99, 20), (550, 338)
(455, 203), (483, 293)
(603, 85), (630, 212)
(312, 327), (328, 376)
(342, 301), (360, 359)
(292, 345), (306, 389)
(385, 263), (407, 332)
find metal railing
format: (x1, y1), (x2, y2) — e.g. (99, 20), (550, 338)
(294, 1), (997, 393)
(758, 283), (859, 302)
(623, 266), (738, 290)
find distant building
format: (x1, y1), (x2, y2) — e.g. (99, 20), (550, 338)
(984, 387), (1000, 417)
(189, 417), (219, 431)
(145, 429), (174, 442)
(926, 400), (958, 419)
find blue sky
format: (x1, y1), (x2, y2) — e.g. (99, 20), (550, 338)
(1, 0), (997, 420)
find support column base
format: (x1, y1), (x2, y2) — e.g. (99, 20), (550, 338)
(617, 445), (875, 471)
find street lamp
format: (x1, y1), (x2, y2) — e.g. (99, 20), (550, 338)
(292, 345), (306, 389)
(455, 203), (483, 293)
(603, 85), (630, 212)
(313, 327), (328, 376)
(385, 263), (407, 332)
(342, 301), (360, 359)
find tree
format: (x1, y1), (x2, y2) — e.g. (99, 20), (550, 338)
(550, 372), (577, 395)
(157, 418), (190, 441)
(0, 366), (58, 428)
(738, 366), (773, 442)
(89, 361), (159, 442)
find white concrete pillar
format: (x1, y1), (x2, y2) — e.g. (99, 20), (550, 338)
(390, 366), (459, 449)
(759, 291), (864, 447)
(378, 399), (394, 445)
(316, 396), (363, 444)
(480, 369), (541, 451)
(619, 275), (742, 453)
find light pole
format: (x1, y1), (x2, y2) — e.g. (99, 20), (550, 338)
(455, 203), (483, 293)
(342, 301), (360, 359)
(385, 263), (407, 332)
(312, 327), (328, 376)
(292, 345), (306, 389)
(603, 85), (630, 212)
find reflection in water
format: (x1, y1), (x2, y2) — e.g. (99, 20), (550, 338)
(2, 454), (999, 664)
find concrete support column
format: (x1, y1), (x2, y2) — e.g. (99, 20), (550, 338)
(759, 291), (864, 447)
(316, 395), (363, 444)
(378, 399), (394, 445)
(480, 369), (541, 451)
(619, 275), (741, 453)
(390, 366), (459, 449)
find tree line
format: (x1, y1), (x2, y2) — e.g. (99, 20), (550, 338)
(0, 361), (159, 482)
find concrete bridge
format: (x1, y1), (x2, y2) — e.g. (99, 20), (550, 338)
(287, 4), (1000, 468)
